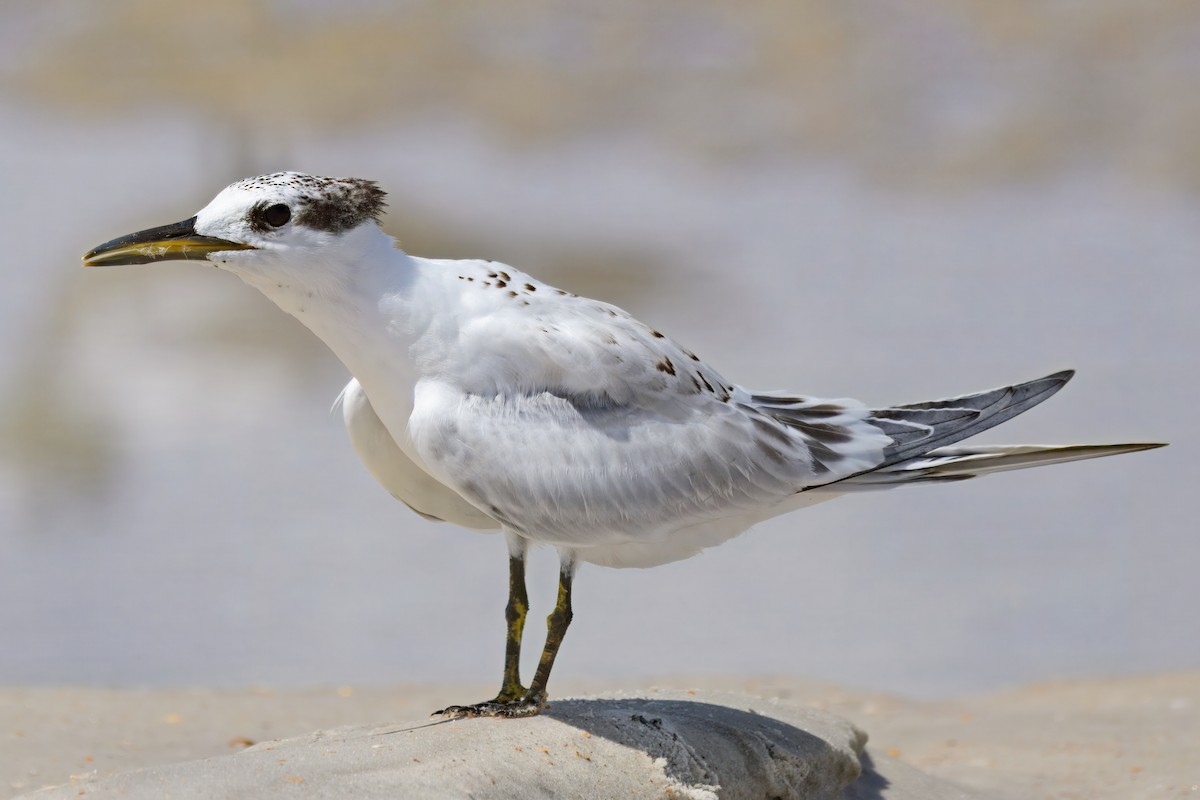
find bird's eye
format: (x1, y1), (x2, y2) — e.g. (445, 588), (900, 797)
(263, 204), (291, 228)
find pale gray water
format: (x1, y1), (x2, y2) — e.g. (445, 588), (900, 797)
(1, 2), (1196, 698)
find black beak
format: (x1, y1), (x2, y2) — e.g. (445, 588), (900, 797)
(83, 216), (254, 267)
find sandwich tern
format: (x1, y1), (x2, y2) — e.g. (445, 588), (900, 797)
(84, 172), (1164, 717)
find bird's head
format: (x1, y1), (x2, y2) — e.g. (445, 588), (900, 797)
(83, 172), (389, 279)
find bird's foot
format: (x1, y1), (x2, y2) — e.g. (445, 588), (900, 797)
(432, 689), (546, 719)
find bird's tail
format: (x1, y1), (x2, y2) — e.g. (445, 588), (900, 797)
(834, 442), (1166, 491)
(796, 369), (1166, 491)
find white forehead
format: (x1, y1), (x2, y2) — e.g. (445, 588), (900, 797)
(196, 171), (387, 234)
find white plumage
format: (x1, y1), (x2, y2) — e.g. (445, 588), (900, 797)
(84, 172), (1163, 716)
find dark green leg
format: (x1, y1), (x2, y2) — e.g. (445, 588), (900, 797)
(495, 553), (529, 702)
(434, 551), (576, 719)
(524, 564), (574, 708)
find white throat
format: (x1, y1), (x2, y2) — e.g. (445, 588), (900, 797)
(226, 226), (443, 447)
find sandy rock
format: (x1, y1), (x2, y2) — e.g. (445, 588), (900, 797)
(15, 690), (985, 799)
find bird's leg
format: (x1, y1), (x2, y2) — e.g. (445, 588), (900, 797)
(434, 549), (576, 720)
(523, 556), (575, 709)
(495, 552), (530, 702)
(433, 537), (533, 718)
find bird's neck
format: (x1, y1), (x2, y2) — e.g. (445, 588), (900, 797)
(235, 230), (450, 441)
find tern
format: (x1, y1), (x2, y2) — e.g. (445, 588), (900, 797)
(84, 172), (1164, 718)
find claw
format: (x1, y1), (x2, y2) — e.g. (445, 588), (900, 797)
(432, 691), (546, 719)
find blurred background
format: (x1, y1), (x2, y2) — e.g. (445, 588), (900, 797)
(0, 0), (1194, 698)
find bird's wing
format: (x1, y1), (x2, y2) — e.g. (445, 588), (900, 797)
(337, 378), (500, 530)
(432, 287), (743, 409)
(752, 370), (1077, 490)
(410, 281), (1090, 547)
(407, 300), (891, 545)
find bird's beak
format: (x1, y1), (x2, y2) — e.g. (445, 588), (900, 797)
(82, 216), (255, 267)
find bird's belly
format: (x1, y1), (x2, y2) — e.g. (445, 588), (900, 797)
(570, 491), (842, 568)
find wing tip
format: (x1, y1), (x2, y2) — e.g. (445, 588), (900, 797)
(1007, 368), (1074, 408)
(1028, 375), (1167, 454)
(1027, 368), (1074, 396)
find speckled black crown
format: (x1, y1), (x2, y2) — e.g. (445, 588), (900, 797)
(235, 173), (387, 233)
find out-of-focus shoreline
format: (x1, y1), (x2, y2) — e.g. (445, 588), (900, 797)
(3, 672), (1196, 800)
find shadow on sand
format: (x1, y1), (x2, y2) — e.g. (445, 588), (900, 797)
(545, 696), (889, 799)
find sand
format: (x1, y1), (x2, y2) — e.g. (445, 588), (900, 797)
(2, 673), (1197, 798)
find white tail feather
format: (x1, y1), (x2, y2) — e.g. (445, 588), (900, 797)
(831, 442), (1165, 491)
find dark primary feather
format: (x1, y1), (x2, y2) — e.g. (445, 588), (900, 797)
(777, 370), (1077, 491)
(872, 370), (1075, 469)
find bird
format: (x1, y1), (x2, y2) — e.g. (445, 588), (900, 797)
(83, 172), (1164, 718)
